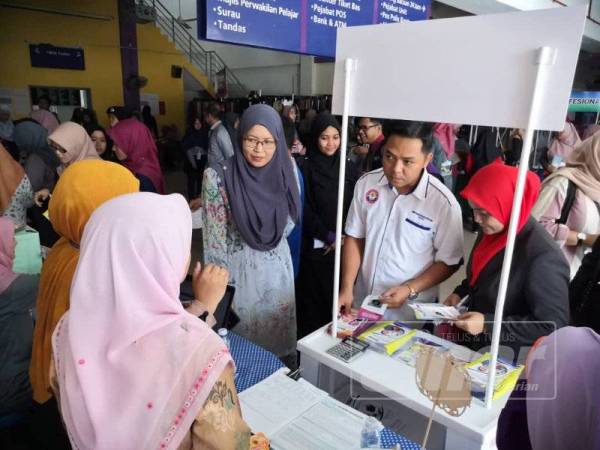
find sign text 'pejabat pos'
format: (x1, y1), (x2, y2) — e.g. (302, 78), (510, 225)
(198, 0), (430, 58)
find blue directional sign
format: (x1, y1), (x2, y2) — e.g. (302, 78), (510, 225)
(199, 0), (430, 58)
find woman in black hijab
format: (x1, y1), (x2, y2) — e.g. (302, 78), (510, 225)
(142, 105), (159, 139)
(181, 116), (208, 199)
(87, 125), (118, 163)
(201, 104), (301, 366)
(295, 113), (360, 338)
(106, 106), (130, 128)
(470, 127), (503, 174)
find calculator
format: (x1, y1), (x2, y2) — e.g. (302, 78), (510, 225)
(326, 336), (370, 363)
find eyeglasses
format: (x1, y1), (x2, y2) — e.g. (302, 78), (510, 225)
(357, 124), (379, 132)
(243, 136), (277, 151)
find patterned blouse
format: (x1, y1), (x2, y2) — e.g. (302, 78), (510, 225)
(3, 175), (34, 228)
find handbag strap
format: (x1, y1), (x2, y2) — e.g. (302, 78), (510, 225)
(556, 179), (577, 225)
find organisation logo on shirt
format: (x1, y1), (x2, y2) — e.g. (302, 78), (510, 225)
(365, 188), (379, 204)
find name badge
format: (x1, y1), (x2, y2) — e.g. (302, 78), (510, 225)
(405, 210), (433, 231)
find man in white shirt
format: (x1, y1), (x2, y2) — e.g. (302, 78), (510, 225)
(340, 121), (464, 321)
(204, 103), (234, 167)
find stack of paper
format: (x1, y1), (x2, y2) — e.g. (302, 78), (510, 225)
(239, 368), (327, 436)
(327, 314), (373, 339)
(239, 369), (378, 450)
(327, 295), (388, 338)
(465, 353), (524, 401)
(358, 321), (415, 356)
(392, 331), (453, 367)
(270, 398), (367, 450)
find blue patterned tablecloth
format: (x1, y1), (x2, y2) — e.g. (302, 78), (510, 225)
(230, 331), (285, 392)
(229, 332), (421, 450)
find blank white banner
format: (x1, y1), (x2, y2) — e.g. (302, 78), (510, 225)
(332, 6), (587, 131)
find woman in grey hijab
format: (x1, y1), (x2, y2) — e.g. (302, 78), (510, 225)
(12, 121), (60, 246)
(13, 121), (58, 192)
(202, 104), (301, 366)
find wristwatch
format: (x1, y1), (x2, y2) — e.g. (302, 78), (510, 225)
(577, 232), (587, 246)
(404, 282), (419, 301)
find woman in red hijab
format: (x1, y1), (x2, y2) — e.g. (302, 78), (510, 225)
(444, 162), (569, 361)
(107, 118), (166, 194)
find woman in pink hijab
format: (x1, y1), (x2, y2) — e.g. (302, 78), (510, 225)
(532, 132), (600, 278)
(0, 217), (39, 416)
(544, 121), (581, 173)
(582, 123), (600, 141)
(48, 121), (99, 174)
(31, 109), (60, 134)
(34, 121), (100, 206)
(50, 193), (262, 450)
(433, 123), (460, 158)
(107, 118), (166, 194)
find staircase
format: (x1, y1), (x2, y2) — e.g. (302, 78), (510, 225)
(135, 0), (248, 98)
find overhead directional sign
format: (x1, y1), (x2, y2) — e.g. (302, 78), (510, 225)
(30, 44), (85, 71)
(199, 0), (430, 57)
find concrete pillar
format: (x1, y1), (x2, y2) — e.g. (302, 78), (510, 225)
(299, 55), (314, 96)
(118, 0), (140, 111)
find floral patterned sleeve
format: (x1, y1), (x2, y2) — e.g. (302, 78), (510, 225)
(189, 366), (253, 450)
(201, 168), (229, 268)
(4, 175), (35, 228)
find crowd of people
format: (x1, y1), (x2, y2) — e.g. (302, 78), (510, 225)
(1, 95), (600, 449)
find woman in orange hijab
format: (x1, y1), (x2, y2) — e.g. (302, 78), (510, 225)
(29, 159), (139, 405)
